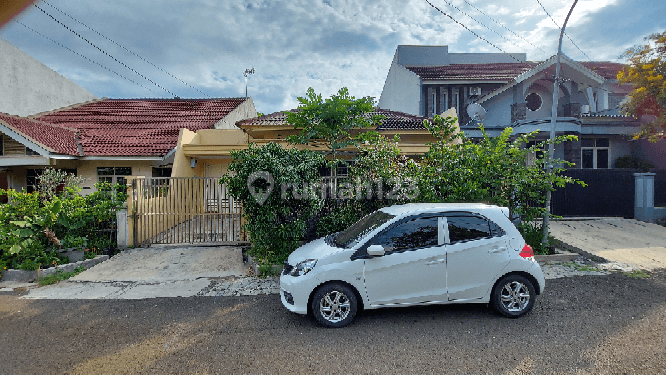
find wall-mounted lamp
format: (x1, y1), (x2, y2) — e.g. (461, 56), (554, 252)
(190, 158), (197, 168)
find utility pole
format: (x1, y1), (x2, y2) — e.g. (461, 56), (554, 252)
(542, 0), (578, 245)
(244, 68), (255, 98)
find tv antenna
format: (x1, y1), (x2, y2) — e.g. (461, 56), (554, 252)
(244, 68), (255, 98)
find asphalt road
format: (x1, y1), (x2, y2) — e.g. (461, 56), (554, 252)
(2, 272), (666, 374)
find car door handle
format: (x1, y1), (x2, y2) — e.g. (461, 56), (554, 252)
(425, 259), (445, 265)
(489, 247), (507, 254)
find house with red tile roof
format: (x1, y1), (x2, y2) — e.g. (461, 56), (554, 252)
(173, 107), (461, 181)
(0, 97), (256, 194)
(377, 45), (661, 170)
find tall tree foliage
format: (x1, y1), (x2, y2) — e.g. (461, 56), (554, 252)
(286, 87), (383, 165)
(220, 143), (326, 266)
(618, 30), (666, 141)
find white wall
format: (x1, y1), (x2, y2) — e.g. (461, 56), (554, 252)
(378, 53), (422, 116)
(214, 97), (257, 129)
(0, 39), (97, 116)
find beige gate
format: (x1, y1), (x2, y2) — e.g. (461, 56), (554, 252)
(129, 177), (246, 246)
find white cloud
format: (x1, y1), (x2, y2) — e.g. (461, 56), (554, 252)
(0, 0), (661, 113)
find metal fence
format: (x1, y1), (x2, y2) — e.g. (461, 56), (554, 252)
(551, 169), (640, 218)
(131, 177), (246, 246)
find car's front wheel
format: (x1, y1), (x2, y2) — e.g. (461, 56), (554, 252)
(311, 283), (358, 328)
(491, 274), (536, 318)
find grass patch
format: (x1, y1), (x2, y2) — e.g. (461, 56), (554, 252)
(623, 270), (651, 278)
(37, 266), (86, 286)
(562, 261), (600, 272)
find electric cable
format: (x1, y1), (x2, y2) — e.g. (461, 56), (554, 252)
(15, 20), (159, 95)
(34, 4), (177, 97)
(436, 0), (529, 59)
(41, 0), (210, 98)
(459, 0), (547, 55)
(534, 0), (592, 60)
(423, 0), (525, 63)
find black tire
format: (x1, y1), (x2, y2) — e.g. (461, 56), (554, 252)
(491, 274), (536, 318)
(311, 283), (358, 328)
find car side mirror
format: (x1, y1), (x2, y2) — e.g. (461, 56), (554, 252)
(367, 244), (385, 257)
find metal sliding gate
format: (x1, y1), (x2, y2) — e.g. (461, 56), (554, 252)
(131, 177), (246, 246)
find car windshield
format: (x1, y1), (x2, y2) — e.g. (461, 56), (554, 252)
(334, 210), (395, 248)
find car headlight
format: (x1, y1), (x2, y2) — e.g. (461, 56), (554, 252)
(289, 259), (317, 277)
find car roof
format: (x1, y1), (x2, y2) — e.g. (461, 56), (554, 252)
(379, 203), (507, 217)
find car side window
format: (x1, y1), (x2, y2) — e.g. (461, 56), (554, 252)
(447, 215), (494, 243)
(366, 216), (439, 253)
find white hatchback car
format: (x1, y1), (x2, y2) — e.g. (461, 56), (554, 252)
(280, 203), (545, 328)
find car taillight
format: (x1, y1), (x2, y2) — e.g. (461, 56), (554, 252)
(519, 244), (534, 258)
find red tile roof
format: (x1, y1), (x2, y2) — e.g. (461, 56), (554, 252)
(35, 98), (246, 156)
(406, 63), (537, 81)
(237, 108), (432, 131)
(580, 62), (625, 80)
(407, 61), (625, 82)
(0, 113), (80, 155)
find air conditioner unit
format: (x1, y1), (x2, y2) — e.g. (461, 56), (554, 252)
(469, 87), (482, 96)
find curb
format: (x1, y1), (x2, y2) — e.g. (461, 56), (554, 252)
(550, 238), (609, 263)
(0, 255), (109, 283)
(535, 250), (579, 264)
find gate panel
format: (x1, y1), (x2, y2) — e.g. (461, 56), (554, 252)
(132, 177), (245, 246)
(551, 169), (639, 218)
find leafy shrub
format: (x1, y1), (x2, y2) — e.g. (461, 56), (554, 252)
(615, 155), (654, 172)
(221, 143), (326, 267)
(517, 222), (554, 255)
(0, 171), (126, 274)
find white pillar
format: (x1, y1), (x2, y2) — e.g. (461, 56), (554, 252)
(586, 87), (597, 113)
(634, 173), (655, 221)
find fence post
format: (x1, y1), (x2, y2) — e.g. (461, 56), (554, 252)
(634, 173), (656, 221)
(126, 179), (135, 247)
(116, 206), (128, 249)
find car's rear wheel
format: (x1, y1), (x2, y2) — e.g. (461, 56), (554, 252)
(311, 283), (357, 328)
(491, 274), (535, 318)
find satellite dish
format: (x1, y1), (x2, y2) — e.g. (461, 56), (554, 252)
(467, 103), (486, 121)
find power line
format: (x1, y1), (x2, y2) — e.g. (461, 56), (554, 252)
(534, 0), (592, 60)
(41, 0), (210, 98)
(15, 20), (159, 95)
(34, 4), (176, 97)
(435, 0), (528, 60)
(423, 0), (524, 63)
(459, 0), (547, 55)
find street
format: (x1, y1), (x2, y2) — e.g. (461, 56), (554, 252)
(1, 271), (666, 374)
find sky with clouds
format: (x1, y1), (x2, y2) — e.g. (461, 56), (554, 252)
(1, 0), (664, 114)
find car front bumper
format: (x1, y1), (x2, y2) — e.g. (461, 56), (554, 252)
(279, 273), (319, 315)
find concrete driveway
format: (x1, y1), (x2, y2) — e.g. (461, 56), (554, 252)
(20, 245), (251, 300)
(550, 218), (666, 270)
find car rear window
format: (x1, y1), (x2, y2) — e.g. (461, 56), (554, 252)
(447, 215), (493, 243)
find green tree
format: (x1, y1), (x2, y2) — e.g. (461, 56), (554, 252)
(220, 143), (326, 268)
(418, 115), (585, 253)
(286, 87), (383, 166)
(618, 30), (666, 141)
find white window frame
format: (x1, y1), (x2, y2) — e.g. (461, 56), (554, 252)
(440, 90), (449, 113)
(431, 92), (436, 116)
(97, 167), (132, 185)
(581, 138), (611, 169)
